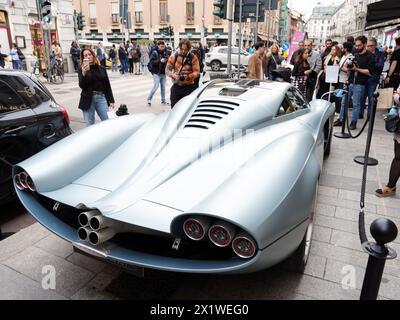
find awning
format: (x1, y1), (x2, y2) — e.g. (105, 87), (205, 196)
(365, 0), (400, 31)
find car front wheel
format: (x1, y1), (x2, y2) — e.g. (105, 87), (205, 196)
(210, 60), (222, 71)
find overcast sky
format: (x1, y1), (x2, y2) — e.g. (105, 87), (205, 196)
(289, 0), (345, 20)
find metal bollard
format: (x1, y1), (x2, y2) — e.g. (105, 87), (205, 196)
(354, 92), (379, 166)
(334, 91), (351, 139)
(360, 218), (398, 300)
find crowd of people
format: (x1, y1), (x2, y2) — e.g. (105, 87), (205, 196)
(77, 38), (205, 126)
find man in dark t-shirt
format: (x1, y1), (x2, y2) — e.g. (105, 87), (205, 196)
(384, 37), (400, 89)
(347, 36), (375, 130)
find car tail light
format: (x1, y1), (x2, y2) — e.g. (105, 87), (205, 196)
(60, 106), (70, 125)
(14, 174), (24, 190)
(232, 233), (257, 259)
(208, 221), (236, 247)
(183, 217), (210, 241)
(14, 172), (36, 191)
(19, 172), (29, 189)
(25, 175), (36, 191)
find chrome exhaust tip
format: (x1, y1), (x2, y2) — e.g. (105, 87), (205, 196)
(78, 210), (100, 227)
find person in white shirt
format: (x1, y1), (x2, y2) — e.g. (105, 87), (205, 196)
(334, 42), (355, 126)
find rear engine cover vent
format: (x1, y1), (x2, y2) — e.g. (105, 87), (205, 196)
(184, 100), (239, 130)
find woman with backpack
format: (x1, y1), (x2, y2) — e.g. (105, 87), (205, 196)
(109, 45), (118, 72)
(132, 45), (141, 75)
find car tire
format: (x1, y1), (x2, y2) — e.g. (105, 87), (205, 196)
(210, 60), (222, 71)
(324, 120), (333, 157)
(280, 184), (317, 273)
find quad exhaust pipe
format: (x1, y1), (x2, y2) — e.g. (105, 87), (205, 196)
(77, 210), (122, 246)
(88, 228), (117, 246)
(78, 210), (100, 228)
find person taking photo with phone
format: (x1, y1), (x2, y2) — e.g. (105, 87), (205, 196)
(78, 48), (115, 126)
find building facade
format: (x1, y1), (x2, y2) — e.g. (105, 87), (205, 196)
(304, 5), (337, 48)
(74, 0), (242, 47)
(0, 0), (76, 71)
(329, 0), (386, 43)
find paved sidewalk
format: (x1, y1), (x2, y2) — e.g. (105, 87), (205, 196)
(0, 110), (399, 300)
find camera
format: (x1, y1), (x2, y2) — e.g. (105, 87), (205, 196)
(347, 56), (358, 69)
(178, 73), (186, 82)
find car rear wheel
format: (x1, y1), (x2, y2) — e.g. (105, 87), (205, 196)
(210, 60), (222, 71)
(281, 184), (318, 273)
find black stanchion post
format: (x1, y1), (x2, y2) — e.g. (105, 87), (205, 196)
(334, 91), (351, 139)
(360, 218), (397, 300)
(354, 93), (379, 166)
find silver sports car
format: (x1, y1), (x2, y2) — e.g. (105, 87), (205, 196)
(14, 79), (334, 274)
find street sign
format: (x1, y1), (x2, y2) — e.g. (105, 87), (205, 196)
(282, 42), (290, 51)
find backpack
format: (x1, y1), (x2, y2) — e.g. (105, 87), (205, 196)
(17, 48), (25, 61)
(147, 50), (169, 73)
(109, 48), (115, 59)
(172, 52), (193, 71)
(130, 49), (138, 60)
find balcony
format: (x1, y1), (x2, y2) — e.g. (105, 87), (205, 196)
(186, 16), (194, 25)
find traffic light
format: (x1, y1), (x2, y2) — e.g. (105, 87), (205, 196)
(213, 0), (227, 19)
(204, 27), (208, 37)
(161, 27), (170, 37)
(169, 26), (174, 37)
(40, 0), (52, 23)
(77, 12), (85, 30)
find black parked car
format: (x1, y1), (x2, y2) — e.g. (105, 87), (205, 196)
(0, 70), (72, 205)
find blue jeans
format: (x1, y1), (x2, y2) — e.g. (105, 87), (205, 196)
(82, 95), (109, 126)
(349, 84), (366, 123)
(12, 60), (22, 70)
(147, 74), (166, 102)
(360, 78), (379, 117)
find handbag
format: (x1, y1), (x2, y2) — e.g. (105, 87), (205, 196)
(384, 113), (400, 133)
(377, 87), (394, 110)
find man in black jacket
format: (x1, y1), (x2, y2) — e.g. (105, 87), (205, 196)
(147, 41), (170, 106)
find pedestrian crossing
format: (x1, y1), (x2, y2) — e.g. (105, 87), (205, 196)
(54, 72), (172, 106)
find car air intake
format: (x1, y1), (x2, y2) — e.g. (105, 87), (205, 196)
(184, 100), (239, 130)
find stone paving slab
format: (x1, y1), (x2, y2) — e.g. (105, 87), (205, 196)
(3, 246), (95, 298)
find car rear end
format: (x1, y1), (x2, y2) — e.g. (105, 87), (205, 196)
(23, 73), (72, 148)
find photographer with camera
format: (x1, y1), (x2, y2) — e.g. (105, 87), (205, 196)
(345, 36), (375, 130)
(166, 39), (200, 108)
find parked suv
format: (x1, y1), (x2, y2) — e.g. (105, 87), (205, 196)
(205, 46), (250, 71)
(0, 69), (72, 205)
